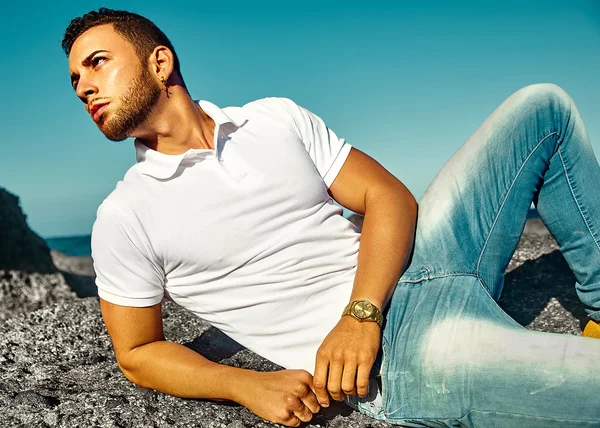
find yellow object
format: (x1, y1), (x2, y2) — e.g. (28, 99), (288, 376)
(582, 319), (600, 339)
(342, 300), (384, 327)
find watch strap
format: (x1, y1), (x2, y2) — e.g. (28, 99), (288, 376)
(342, 300), (383, 327)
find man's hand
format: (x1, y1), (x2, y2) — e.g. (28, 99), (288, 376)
(313, 316), (381, 407)
(237, 369), (320, 427)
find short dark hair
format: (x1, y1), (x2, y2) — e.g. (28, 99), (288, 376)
(62, 8), (185, 85)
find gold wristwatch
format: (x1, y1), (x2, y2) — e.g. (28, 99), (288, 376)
(342, 300), (383, 327)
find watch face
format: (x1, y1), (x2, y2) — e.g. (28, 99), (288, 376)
(354, 301), (374, 319)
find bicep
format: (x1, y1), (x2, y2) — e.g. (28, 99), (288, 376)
(92, 203), (165, 306)
(328, 147), (412, 215)
(99, 297), (165, 365)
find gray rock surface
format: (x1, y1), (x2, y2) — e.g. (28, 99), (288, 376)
(501, 218), (587, 334)
(0, 299), (387, 427)
(50, 250), (96, 298)
(0, 187), (76, 321)
(0, 270), (75, 322)
(0, 216), (593, 427)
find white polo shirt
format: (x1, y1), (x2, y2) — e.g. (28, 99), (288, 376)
(91, 97), (360, 373)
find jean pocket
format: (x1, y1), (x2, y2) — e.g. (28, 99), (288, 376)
(399, 265), (434, 284)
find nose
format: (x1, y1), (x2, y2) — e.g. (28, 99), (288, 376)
(75, 76), (98, 103)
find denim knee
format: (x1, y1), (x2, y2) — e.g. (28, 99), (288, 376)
(514, 83), (572, 126)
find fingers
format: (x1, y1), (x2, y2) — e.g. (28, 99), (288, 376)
(287, 371), (320, 425)
(340, 361), (358, 397)
(316, 352), (366, 402)
(326, 356), (345, 401)
(247, 369), (322, 427)
(283, 414), (302, 427)
(313, 356), (331, 407)
(301, 388), (321, 415)
(356, 362), (371, 398)
(313, 319), (381, 406)
(293, 375), (320, 415)
(285, 392), (314, 424)
(292, 405), (313, 423)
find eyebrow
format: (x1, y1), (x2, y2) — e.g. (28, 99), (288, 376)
(69, 49), (109, 87)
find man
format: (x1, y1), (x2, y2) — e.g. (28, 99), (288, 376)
(64, 8), (600, 428)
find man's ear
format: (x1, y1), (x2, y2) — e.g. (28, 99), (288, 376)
(148, 45), (174, 82)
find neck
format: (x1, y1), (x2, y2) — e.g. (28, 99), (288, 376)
(132, 86), (215, 155)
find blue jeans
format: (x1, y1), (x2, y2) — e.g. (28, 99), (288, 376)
(349, 83), (600, 427)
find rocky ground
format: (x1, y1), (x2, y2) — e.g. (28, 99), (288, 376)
(500, 218), (586, 335)
(0, 298), (391, 428)
(49, 250), (96, 298)
(0, 189), (78, 322)
(1, 216), (593, 427)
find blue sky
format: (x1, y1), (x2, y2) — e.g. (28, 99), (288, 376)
(2, 0), (599, 238)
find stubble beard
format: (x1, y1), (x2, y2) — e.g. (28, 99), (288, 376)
(98, 65), (162, 142)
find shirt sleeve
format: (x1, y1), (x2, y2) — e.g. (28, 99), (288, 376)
(91, 201), (165, 307)
(253, 97), (352, 187)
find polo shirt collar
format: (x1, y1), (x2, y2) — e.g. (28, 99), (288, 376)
(199, 100), (245, 128)
(135, 100), (245, 180)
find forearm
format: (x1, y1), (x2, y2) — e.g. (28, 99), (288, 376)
(351, 183), (417, 310)
(313, 184), (415, 403)
(119, 339), (255, 402)
(314, 149), (417, 404)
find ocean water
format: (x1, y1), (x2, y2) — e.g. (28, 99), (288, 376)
(44, 210), (540, 258)
(45, 235), (92, 257)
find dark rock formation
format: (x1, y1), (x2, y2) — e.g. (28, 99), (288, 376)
(0, 188), (55, 273)
(0, 187), (76, 321)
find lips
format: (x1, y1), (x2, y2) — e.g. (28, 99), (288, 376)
(90, 102), (110, 122)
